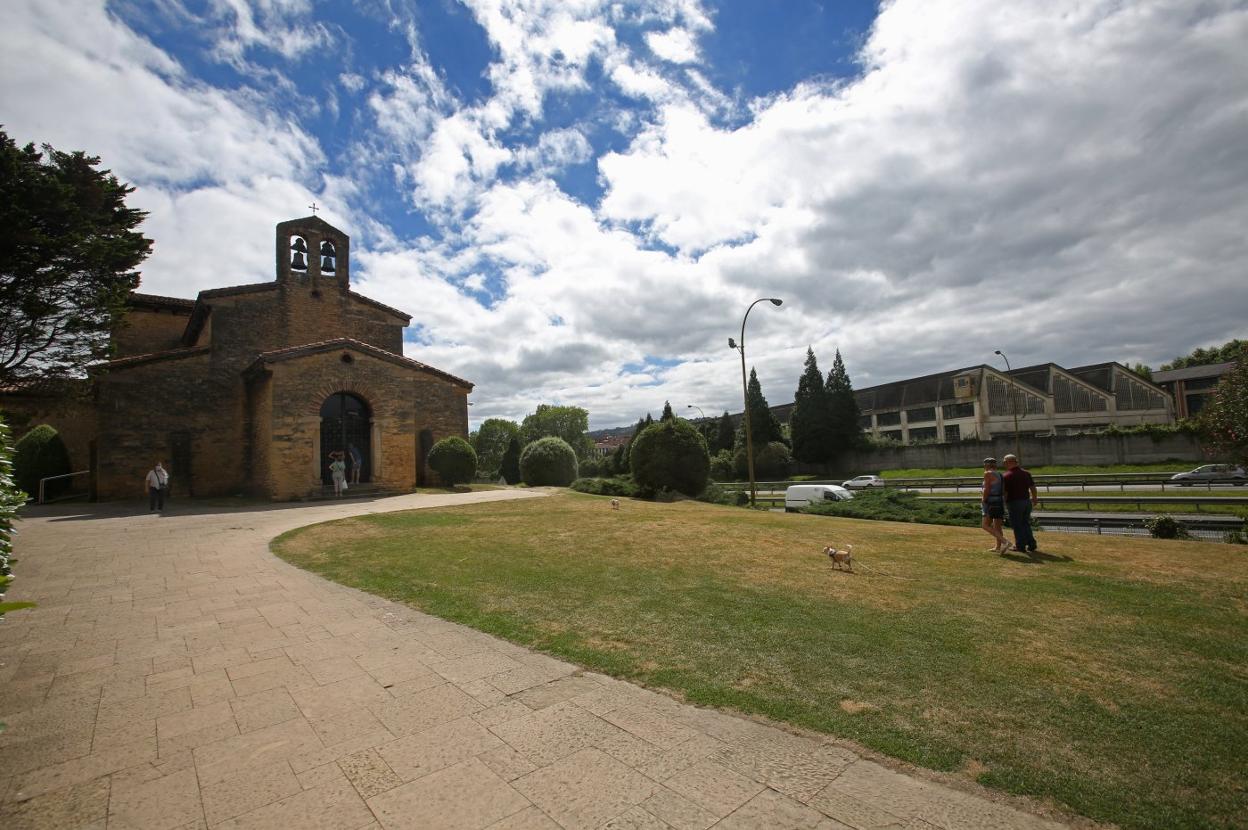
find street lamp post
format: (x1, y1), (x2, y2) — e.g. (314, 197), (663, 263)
(686, 405), (706, 420)
(729, 298), (783, 507)
(994, 349), (1022, 460)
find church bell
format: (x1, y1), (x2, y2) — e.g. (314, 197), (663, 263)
(290, 251), (308, 270)
(321, 255), (335, 272)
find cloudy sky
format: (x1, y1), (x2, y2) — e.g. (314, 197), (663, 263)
(3, 0), (1246, 429)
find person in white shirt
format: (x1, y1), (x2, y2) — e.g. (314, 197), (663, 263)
(145, 462), (169, 511)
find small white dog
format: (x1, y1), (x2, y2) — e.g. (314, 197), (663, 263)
(610, 498), (620, 510)
(823, 543), (854, 572)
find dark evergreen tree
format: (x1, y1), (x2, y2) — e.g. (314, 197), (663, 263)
(790, 347), (834, 463)
(715, 412), (735, 454)
(825, 350), (862, 455)
(499, 436), (522, 484)
(660, 400), (675, 421)
(0, 130), (153, 383)
(738, 368), (785, 449)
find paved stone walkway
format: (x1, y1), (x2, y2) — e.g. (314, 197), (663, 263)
(0, 491), (1075, 830)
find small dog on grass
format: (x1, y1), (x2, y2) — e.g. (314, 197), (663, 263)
(610, 498), (620, 510)
(824, 543), (854, 572)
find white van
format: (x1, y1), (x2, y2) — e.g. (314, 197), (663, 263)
(784, 484), (853, 512)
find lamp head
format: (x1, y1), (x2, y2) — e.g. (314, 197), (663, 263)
(728, 337), (737, 349)
(769, 298), (783, 306)
(994, 349), (1003, 356)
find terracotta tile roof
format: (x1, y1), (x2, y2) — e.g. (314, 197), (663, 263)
(246, 338), (473, 389)
(101, 345), (212, 371)
(129, 292), (196, 310)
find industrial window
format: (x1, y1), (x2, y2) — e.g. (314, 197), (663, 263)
(1184, 377), (1221, 391)
(942, 402), (975, 419)
(878, 430), (902, 442)
(905, 407), (936, 423)
(987, 376), (1046, 416)
(1114, 373), (1167, 410)
(943, 424), (961, 442)
(876, 411), (901, 426)
(909, 427), (938, 442)
(858, 415), (873, 428)
(1052, 375), (1108, 413)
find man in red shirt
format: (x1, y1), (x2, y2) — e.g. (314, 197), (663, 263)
(1003, 454), (1040, 552)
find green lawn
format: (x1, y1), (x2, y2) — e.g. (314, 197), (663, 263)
(273, 493), (1248, 830)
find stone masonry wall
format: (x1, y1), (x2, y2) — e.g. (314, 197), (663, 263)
(0, 387), (96, 475)
(94, 352), (248, 500)
(114, 308), (192, 358)
(256, 350), (470, 499)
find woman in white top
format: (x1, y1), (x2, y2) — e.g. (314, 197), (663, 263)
(329, 452), (347, 496)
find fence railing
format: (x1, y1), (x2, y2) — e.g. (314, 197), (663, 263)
(919, 494), (1248, 512)
(37, 470), (89, 504)
(721, 473), (1246, 493)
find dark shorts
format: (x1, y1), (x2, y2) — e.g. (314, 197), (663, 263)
(982, 502), (1004, 519)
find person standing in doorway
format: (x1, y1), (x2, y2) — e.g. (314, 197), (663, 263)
(348, 443), (363, 485)
(329, 452), (347, 496)
(1003, 454), (1040, 553)
(981, 457), (1010, 553)
(145, 461), (169, 511)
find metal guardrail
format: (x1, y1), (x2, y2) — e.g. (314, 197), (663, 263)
(919, 494), (1248, 511)
(721, 474), (1246, 493)
(37, 470), (90, 504)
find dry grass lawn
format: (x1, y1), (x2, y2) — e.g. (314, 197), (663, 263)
(274, 492), (1248, 830)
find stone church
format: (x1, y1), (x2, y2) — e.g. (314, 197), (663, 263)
(7, 215), (472, 501)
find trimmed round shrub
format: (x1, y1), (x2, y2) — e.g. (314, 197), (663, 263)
(630, 419), (710, 497)
(733, 441), (791, 480)
(427, 436), (477, 487)
(13, 424), (71, 501)
(570, 477), (638, 497)
(520, 437), (579, 486)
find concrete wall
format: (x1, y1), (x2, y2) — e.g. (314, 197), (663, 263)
(833, 432), (1205, 473)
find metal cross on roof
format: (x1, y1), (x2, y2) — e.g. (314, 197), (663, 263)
(308, 202), (319, 215)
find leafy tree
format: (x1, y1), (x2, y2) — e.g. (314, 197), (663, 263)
(660, 401), (675, 421)
(1129, 363), (1153, 381)
(471, 418), (519, 477)
(715, 412), (735, 454)
(520, 437), (579, 486)
(790, 347), (835, 463)
(0, 130), (153, 384)
(12, 424), (70, 500)
(1160, 339), (1247, 371)
(2, 415), (37, 619)
(734, 441), (791, 480)
(499, 436), (522, 484)
(825, 350), (862, 456)
(617, 414), (653, 474)
(738, 368), (785, 450)
(630, 419), (710, 497)
(521, 404), (593, 458)
(1198, 357), (1247, 465)
(427, 437), (477, 486)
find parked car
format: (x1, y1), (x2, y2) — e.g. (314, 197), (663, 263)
(784, 484), (854, 512)
(1169, 464), (1247, 485)
(843, 474), (885, 489)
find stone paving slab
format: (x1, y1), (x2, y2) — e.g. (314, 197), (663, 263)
(0, 491), (1081, 829)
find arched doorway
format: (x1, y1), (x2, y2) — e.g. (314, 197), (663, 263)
(320, 392), (371, 484)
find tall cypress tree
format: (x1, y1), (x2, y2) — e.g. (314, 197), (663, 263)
(715, 412), (735, 454)
(739, 368), (785, 449)
(499, 436), (522, 484)
(661, 401), (675, 421)
(791, 347), (834, 463)
(825, 350), (862, 455)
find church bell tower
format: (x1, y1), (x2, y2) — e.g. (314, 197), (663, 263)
(276, 215), (350, 291)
